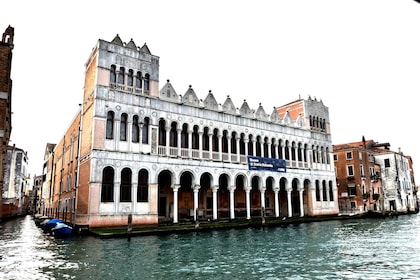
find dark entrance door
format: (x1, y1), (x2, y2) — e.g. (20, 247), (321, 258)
(159, 196), (167, 217)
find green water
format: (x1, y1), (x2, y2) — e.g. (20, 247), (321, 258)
(1, 214), (420, 279)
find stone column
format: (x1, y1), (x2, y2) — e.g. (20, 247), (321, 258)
(139, 123), (144, 153)
(228, 185), (236, 219)
(218, 134), (222, 160)
(188, 128), (193, 158)
(287, 188), (292, 217)
(299, 189), (304, 217)
(172, 184), (180, 223)
(208, 132), (213, 159)
(227, 134), (232, 162)
(165, 126), (170, 156)
(245, 186), (251, 220)
(193, 185), (200, 221)
(274, 188), (280, 217)
(212, 185), (219, 220)
(198, 130), (203, 158)
(177, 128), (182, 157)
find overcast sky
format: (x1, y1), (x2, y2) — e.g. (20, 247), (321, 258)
(2, 0), (420, 183)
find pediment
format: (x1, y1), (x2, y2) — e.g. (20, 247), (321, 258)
(283, 111), (292, 125)
(111, 34), (124, 46)
(222, 95), (237, 114)
(255, 103), (268, 120)
(140, 43), (151, 54)
(126, 39), (137, 50)
(159, 80), (179, 102)
(203, 91), (219, 111)
(182, 86), (200, 106)
(239, 100), (254, 118)
(270, 107), (282, 123)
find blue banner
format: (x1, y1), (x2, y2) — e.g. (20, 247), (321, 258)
(247, 156), (286, 172)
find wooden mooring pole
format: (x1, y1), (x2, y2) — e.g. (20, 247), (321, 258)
(127, 214), (133, 241)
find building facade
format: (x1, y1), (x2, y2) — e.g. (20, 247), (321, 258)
(374, 148), (417, 213)
(3, 145), (30, 217)
(41, 35), (338, 230)
(0, 26), (14, 220)
(334, 138), (417, 215)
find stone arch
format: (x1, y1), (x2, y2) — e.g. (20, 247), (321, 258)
(291, 178), (301, 216)
(199, 172), (213, 218)
(265, 176), (276, 216)
(250, 175), (261, 215)
(157, 169), (174, 221)
(279, 177), (288, 217)
(178, 171), (195, 220)
(234, 174), (247, 217)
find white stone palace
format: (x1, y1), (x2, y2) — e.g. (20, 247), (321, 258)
(41, 35), (338, 229)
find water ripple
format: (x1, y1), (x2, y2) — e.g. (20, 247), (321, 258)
(1, 214), (420, 279)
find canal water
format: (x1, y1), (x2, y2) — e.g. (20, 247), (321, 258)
(1, 214), (420, 280)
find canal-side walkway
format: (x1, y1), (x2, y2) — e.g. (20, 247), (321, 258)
(88, 211), (415, 238)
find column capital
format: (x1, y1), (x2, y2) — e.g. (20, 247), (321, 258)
(211, 185), (219, 191)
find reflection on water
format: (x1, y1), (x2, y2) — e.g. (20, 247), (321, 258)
(1, 214), (420, 279)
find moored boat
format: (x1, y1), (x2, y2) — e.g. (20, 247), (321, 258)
(51, 222), (73, 238)
(42, 218), (63, 233)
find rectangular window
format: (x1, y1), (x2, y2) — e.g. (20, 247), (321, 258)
(346, 152), (352, 160)
(333, 154), (338, 161)
(359, 151), (362, 160)
(384, 158), (390, 168)
(360, 164), (364, 177)
(348, 184), (356, 196)
(347, 165), (354, 176)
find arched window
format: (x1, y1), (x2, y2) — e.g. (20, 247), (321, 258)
(136, 71), (142, 89)
(326, 147), (330, 164)
(192, 125), (199, 150)
(285, 141), (290, 160)
(231, 132), (237, 154)
(315, 181), (321, 201)
(170, 122), (178, 147)
(263, 137), (269, 157)
(106, 111), (114, 140)
(158, 119), (166, 146)
(137, 169), (149, 202)
(120, 168), (132, 202)
(132, 115), (139, 143)
(291, 142), (296, 161)
(222, 130), (228, 153)
(120, 113), (128, 141)
(239, 133), (246, 155)
(142, 117), (149, 144)
(322, 181), (327, 201)
(212, 129), (219, 152)
(144, 73), (150, 91)
(118, 67), (125, 85)
(256, 136), (262, 156)
(127, 69), (134, 87)
(101, 166), (114, 202)
(110, 65), (116, 84)
(270, 138), (276, 158)
(329, 182), (334, 201)
(248, 134), (254, 156)
(202, 127), (209, 151)
(298, 143), (303, 161)
(278, 140), (283, 159)
(181, 124), (188, 148)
